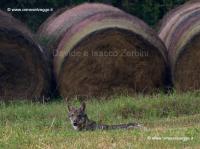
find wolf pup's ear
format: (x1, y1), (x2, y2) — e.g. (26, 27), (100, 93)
(80, 102), (86, 111)
(67, 104), (71, 111)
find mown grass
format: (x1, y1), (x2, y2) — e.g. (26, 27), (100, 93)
(0, 92), (200, 148)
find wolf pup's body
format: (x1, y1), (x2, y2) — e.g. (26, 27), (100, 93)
(67, 102), (141, 131)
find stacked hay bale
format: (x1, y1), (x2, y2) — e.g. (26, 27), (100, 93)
(0, 10), (50, 100)
(38, 3), (168, 99)
(158, 1), (200, 91)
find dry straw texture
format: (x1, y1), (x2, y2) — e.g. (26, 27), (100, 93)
(159, 1), (200, 91)
(38, 3), (167, 99)
(0, 10), (50, 100)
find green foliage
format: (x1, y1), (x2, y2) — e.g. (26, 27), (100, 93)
(122, 0), (187, 26)
(0, 0), (72, 31)
(0, 0), (188, 32)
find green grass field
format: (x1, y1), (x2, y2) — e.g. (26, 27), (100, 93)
(0, 92), (200, 149)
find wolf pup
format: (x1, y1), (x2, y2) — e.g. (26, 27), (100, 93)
(67, 102), (142, 131)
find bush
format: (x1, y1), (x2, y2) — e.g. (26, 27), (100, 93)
(0, 0), (187, 31)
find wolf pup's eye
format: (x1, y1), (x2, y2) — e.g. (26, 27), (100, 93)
(69, 114), (73, 117)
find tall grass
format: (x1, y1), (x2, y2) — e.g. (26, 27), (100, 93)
(0, 92), (200, 148)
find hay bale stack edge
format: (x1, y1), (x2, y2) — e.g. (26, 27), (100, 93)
(0, 10), (50, 100)
(159, 1), (200, 91)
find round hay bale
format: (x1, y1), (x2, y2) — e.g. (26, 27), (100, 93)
(37, 3), (122, 54)
(38, 3), (167, 99)
(158, 1), (200, 91)
(0, 10), (50, 100)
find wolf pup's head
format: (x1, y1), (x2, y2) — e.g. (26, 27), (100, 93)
(67, 102), (88, 131)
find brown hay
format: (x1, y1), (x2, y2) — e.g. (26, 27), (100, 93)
(0, 10), (50, 100)
(158, 1), (200, 91)
(37, 3), (167, 99)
